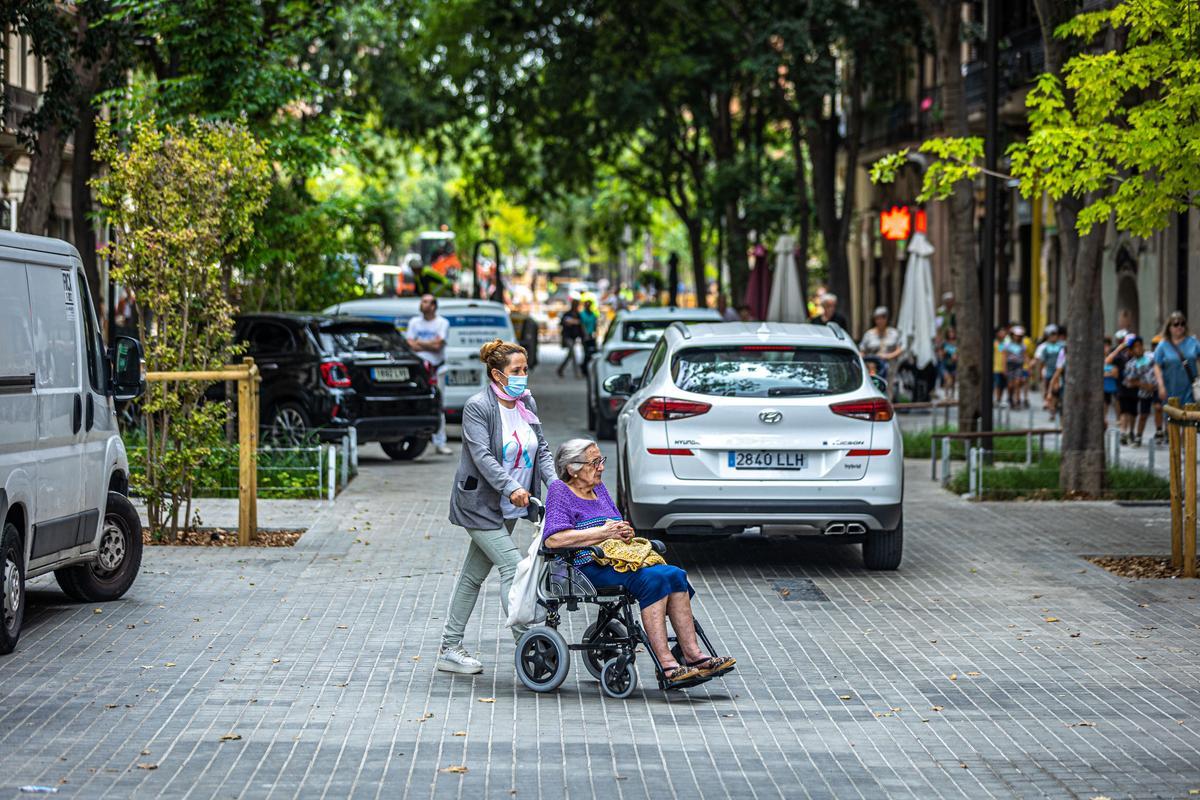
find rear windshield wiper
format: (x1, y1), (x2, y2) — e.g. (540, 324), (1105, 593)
(767, 387), (833, 396)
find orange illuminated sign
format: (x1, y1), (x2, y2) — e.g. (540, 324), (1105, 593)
(879, 206), (911, 241)
(879, 206), (926, 240)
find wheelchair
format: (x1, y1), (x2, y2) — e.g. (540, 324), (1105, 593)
(513, 499), (728, 699)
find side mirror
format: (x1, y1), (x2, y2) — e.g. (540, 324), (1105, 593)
(870, 374), (888, 394)
(603, 373), (633, 396)
(109, 336), (146, 401)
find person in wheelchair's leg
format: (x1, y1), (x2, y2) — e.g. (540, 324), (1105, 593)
(439, 340), (559, 674)
(543, 439), (736, 685)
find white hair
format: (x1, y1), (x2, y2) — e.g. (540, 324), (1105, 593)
(822, 293), (838, 304)
(555, 438), (597, 481)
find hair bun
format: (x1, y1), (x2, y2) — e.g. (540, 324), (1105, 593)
(479, 339), (505, 364)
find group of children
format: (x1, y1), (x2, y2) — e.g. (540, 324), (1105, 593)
(1103, 330), (1166, 447)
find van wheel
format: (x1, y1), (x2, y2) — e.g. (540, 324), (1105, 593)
(862, 516), (903, 571)
(1, 522), (26, 655)
(55, 492), (143, 603)
(382, 436), (428, 461)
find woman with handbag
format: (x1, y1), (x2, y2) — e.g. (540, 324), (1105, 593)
(1154, 311), (1200, 405)
(438, 340), (558, 675)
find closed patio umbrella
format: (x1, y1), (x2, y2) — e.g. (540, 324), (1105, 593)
(896, 231), (937, 368)
(744, 243), (772, 320)
(766, 235), (806, 323)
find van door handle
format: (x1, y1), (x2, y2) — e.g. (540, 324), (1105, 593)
(85, 394), (95, 431)
(72, 394), (83, 434)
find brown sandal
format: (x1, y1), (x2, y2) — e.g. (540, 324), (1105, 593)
(662, 664), (702, 684)
(686, 656), (736, 677)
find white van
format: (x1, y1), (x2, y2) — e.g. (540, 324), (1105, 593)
(324, 297), (516, 424)
(1, 232), (146, 655)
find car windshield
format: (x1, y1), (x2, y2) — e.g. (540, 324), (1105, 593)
(671, 345), (862, 397)
(318, 322), (408, 353)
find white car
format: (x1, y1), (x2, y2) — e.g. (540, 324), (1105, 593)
(2, 232), (147, 654)
(609, 321), (904, 569)
(587, 307), (722, 440)
(324, 297), (515, 424)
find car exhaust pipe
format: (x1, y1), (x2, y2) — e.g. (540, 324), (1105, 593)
(845, 523), (867, 535)
(823, 523), (846, 535)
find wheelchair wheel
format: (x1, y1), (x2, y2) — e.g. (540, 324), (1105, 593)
(515, 627), (571, 693)
(600, 657), (638, 699)
(582, 618), (628, 680)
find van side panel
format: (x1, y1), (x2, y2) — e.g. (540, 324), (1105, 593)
(0, 260), (38, 555)
(27, 261), (84, 561)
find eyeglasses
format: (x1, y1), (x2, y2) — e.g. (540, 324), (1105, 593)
(1171, 321), (1186, 327)
(576, 456), (607, 469)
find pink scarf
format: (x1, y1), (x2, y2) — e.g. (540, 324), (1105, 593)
(490, 382), (541, 425)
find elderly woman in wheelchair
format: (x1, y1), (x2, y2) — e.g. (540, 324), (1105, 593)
(513, 438), (734, 697)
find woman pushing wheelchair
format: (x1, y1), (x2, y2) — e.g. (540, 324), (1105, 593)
(541, 438), (735, 687)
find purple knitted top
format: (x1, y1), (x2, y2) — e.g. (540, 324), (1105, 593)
(542, 480), (622, 564)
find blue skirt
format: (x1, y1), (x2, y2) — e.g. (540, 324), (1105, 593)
(577, 562), (694, 607)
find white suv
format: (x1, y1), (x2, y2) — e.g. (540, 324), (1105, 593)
(608, 321), (904, 569)
(2, 232), (147, 654)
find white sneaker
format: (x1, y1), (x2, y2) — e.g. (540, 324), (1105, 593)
(435, 444), (453, 455)
(436, 645), (483, 674)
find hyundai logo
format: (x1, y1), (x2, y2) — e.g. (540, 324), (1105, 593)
(759, 410), (783, 424)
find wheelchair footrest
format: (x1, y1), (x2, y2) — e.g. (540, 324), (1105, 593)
(660, 673), (714, 691)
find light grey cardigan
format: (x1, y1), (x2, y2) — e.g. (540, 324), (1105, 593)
(448, 387), (557, 530)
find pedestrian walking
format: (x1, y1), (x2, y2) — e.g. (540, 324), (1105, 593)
(438, 339), (558, 674)
(1107, 331), (1140, 443)
(1154, 311), (1200, 405)
(1034, 325), (1065, 420)
(406, 293), (453, 455)
(580, 299), (599, 376)
(556, 299), (583, 377)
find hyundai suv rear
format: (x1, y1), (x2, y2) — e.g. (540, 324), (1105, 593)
(610, 321), (903, 569)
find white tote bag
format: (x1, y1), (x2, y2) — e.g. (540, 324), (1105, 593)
(506, 529), (546, 628)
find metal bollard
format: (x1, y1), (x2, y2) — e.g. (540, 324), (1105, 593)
(327, 444), (337, 501)
(941, 437), (952, 488)
(1148, 433), (1156, 473)
(931, 436), (938, 481)
(968, 446), (977, 497)
(317, 443), (324, 500)
(349, 426), (358, 470)
(1026, 430), (1033, 466)
(977, 448), (985, 499)
(341, 435), (350, 488)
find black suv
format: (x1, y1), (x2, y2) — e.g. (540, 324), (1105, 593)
(235, 313), (440, 460)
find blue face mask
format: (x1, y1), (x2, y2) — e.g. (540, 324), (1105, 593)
(503, 375), (528, 398)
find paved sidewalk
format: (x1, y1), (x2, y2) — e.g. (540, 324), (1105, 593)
(3, 353), (1200, 799)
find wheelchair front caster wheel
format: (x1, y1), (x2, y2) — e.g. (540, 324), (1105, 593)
(583, 618), (628, 680)
(600, 657), (638, 699)
(515, 627), (571, 692)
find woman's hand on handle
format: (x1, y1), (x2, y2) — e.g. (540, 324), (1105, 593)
(510, 488), (531, 508)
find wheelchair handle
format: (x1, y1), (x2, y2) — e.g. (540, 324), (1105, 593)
(526, 495), (545, 524)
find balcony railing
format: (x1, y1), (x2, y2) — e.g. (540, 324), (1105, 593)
(2, 85), (39, 132)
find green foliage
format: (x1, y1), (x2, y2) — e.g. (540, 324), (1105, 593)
(899, 426), (1036, 462)
(93, 117), (270, 539)
(946, 452), (1170, 500)
(873, 0), (1200, 238)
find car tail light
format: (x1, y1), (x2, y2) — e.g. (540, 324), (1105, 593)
(608, 397), (625, 412)
(607, 348), (640, 365)
(647, 448), (693, 456)
(740, 345), (794, 351)
(320, 361), (352, 388)
(424, 361), (438, 386)
(330, 403), (340, 419)
(638, 397), (711, 421)
(830, 398), (894, 422)
(847, 449), (891, 456)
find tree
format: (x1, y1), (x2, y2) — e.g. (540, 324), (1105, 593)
(873, 0), (1200, 495)
(93, 119), (270, 538)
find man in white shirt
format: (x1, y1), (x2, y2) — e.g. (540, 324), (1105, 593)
(406, 294), (453, 455)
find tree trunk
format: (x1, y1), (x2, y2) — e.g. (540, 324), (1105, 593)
(1057, 197), (1107, 495)
(17, 125), (65, 236)
(792, 122), (812, 311)
(686, 221), (706, 308)
(807, 115), (851, 310)
(923, 0), (983, 432)
(72, 105), (99, 308)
